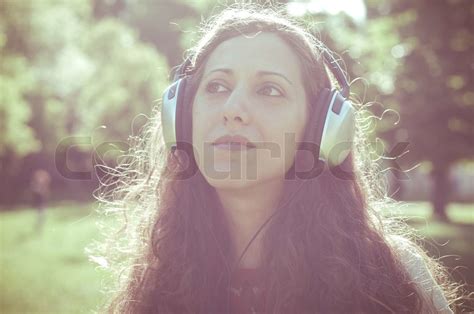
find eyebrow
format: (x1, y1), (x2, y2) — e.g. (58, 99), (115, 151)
(204, 68), (293, 85)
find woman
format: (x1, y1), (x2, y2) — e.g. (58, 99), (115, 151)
(96, 4), (459, 313)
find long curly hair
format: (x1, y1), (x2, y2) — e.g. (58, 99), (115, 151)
(92, 4), (460, 313)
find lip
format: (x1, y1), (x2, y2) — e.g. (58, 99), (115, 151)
(212, 134), (256, 150)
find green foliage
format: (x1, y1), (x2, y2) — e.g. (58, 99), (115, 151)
(0, 0), (169, 158)
(0, 55), (39, 156)
(311, 1), (473, 214)
(322, 13), (401, 96)
(362, 0), (474, 216)
(0, 0), (40, 157)
(312, 1), (473, 171)
(120, 0), (200, 65)
(74, 18), (169, 143)
(371, 0), (474, 168)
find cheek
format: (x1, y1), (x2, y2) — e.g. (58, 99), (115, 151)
(192, 108), (206, 165)
(281, 124), (304, 173)
(279, 108), (308, 172)
(257, 114), (306, 177)
(192, 97), (209, 142)
(192, 101), (220, 173)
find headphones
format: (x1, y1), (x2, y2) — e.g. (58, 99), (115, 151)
(161, 49), (355, 167)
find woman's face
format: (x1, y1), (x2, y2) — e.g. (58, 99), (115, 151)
(192, 32), (308, 190)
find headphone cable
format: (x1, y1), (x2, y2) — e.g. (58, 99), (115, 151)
(225, 177), (311, 312)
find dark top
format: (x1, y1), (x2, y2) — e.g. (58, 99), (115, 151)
(229, 268), (266, 314)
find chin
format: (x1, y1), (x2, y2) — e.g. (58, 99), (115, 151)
(201, 166), (263, 191)
(198, 157), (290, 188)
(208, 178), (261, 191)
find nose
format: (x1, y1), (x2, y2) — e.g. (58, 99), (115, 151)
(222, 86), (250, 127)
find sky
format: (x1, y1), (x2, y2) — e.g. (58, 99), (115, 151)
(287, 0), (367, 23)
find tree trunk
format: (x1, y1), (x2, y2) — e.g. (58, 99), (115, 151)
(430, 165), (450, 221)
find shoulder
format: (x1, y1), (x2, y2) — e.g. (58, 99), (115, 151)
(387, 235), (454, 314)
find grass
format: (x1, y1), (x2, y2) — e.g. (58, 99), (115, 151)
(0, 201), (472, 313)
(0, 202), (108, 313)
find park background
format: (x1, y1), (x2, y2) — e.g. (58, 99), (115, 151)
(0, 0), (473, 312)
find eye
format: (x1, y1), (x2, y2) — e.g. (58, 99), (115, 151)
(258, 84), (284, 97)
(205, 81), (229, 94)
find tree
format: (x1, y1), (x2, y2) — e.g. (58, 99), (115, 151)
(373, 0), (474, 219)
(298, 1), (473, 218)
(0, 0), (169, 204)
(92, 0), (202, 66)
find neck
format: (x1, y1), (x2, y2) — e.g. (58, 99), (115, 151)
(216, 179), (284, 269)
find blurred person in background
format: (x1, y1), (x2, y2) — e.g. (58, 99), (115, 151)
(94, 4), (463, 313)
(30, 169), (51, 233)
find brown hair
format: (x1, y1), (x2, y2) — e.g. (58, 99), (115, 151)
(92, 3), (460, 313)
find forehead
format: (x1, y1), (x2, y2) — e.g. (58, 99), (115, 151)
(202, 32), (302, 80)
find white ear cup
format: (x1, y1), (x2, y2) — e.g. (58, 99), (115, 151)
(320, 91), (356, 167)
(161, 78), (186, 150)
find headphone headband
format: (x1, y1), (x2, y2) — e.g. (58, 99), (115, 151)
(171, 57), (193, 82)
(321, 50), (350, 98)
